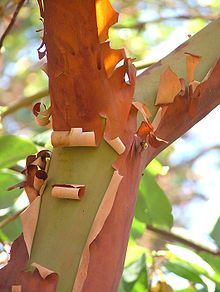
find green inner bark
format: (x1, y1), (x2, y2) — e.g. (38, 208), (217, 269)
(29, 139), (117, 292)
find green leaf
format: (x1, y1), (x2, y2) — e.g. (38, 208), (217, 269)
(175, 287), (197, 292)
(165, 261), (207, 288)
(121, 254), (148, 292)
(0, 229), (9, 242)
(130, 270), (148, 292)
(33, 130), (52, 147)
(124, 240), (148, 267)
(0, 215), (22, 242)
(130, 217), (145, 240)
(166, 245), (218, 285)
(0, 135), (37, 169)
(0, 169), (24, 209)
(199, 252), (220, 284)
(123, 254), (146, 282)
(147, 159), (165, 176)
(135, 169), (173, 229)
(210, 217), (220, 249)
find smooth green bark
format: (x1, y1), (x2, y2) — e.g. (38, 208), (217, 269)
(135, 18), (220, 119)
(29, 139), (117, 291)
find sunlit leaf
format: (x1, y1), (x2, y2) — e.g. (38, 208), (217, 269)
(199, 252), (220, 284)
(165, 261), (207, 287)
(0, 214), (22, 242)
(175, 287), (197, 292)
(0, 169), (24, 209)
(210, 217), (220, 249)
(166, 245), (218, 286)
(0, 135), (37, 169)
(147, 159), (165, 176)
(33, 130), (52, 147)
(120, 254), (148, 292)
(135, 169), (173, 229)
(124, 240), (149, 267)
(130, 217), (145, 240)
(167, 245), (214, 273)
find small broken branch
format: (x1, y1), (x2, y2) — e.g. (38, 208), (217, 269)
(0, 0), (26, 49)
(0, 207), (26, 229)
(147, 224), (220, 257)
(10, 165), (26, 173)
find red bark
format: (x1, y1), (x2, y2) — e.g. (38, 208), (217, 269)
(0, 235), (58, 291)
(0, 1), (220, 291)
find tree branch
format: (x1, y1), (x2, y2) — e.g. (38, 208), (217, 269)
(114, 14), (219, 30)
(1, 89), (49, 118)
(134, 18), (220, 168)
(0, 0), (26, 50)
(147, 224), (220, 257)
(135, 18), (220, 118)
(171, 144), (220, 170)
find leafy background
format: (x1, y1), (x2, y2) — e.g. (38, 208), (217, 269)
(0, 0), (220, 291)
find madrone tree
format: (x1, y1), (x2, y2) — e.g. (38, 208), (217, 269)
(0, 0), (220, 291)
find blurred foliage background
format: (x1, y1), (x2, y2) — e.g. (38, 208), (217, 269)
(0, 0), (220, 291)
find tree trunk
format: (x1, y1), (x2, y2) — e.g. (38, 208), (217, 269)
(0, 1), (220, 292)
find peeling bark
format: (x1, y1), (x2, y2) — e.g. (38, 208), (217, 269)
(0, 2), (220, 292)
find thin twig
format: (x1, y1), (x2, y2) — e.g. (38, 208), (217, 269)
(10, 165), (24, 173)
(114, 14), (219, 30)
(171, 145), (220, 170)
(0, 207), (26, 229)
(0, 0), (26, 49)
(147, 224), (220, 257)
(1, 89), (49, 118)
